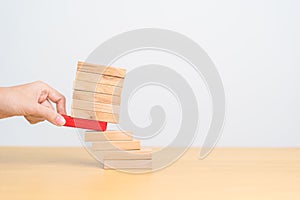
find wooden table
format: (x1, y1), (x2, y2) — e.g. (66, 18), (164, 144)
(0, 147), (299, 200)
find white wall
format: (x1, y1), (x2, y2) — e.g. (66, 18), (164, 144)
(0, 0), (299, 147)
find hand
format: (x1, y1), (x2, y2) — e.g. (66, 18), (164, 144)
(0, 81), (66, 126)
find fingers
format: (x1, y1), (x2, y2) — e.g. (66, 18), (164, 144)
(47, 87), (66, 115)
(24, 115), (44, 124)
(25, 100), (56, 125)
(38, 89), (48, 103)
(39, 82), (66, 115)
(35, 104), (66, 126)
(41, 99), (54, 110)
(24, 81), (66, 126)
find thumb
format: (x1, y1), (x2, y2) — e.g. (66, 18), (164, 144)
(36, 104), (66, 126)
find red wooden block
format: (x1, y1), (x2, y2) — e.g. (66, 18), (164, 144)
(62, 114), (107, 131)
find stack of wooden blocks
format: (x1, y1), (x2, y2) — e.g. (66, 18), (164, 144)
(71, 61), (152, 170)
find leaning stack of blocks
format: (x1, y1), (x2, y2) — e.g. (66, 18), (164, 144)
(71, 61), (152, 170)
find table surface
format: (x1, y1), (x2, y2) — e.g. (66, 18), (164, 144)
(0, 147), (299, 200)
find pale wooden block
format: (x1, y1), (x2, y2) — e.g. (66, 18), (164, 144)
(93, 149), (152, 160)
(92, 141), (140, 151)
(72, 90), (121, 105)
(77, 61), (126, 78)
(72, 99), (120, 114)
(73, 80), (122, 96)
(85, 131), (132, 141)
(76, 71), (124, 87)
(103, 160), (152, 169)
(71, 109), (119, 123)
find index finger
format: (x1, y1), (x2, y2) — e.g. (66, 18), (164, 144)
(45, 84), (66, 115)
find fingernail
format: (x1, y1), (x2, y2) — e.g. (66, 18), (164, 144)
(55, 115), (66, 126)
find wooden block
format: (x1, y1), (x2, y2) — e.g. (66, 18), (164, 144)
(85, 131), (132, 141)
(72, 90), (121, 105)
(62, 114), (107, 131)
(73, 80), (122, 96)
(71, 109), (119, 123)
(77, 61), (126, 78)
(93, 149), (152, 160)
(92, 141), (140, 151)
(76, 71), (124, 87)
(72, 99), (120, 114)
(103, 160), (152, 169)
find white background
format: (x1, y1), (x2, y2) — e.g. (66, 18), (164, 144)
(0, 0), (299, 147)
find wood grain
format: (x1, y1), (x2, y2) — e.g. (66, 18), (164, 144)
(76, 71), (124, 87)
(0, 147), (299, 200)
(77, 61), (126, 78)
(85, 131), (133, 141)
(72, 99), (120, 114)
(103, 160), (152, 169)
(71, 109), (119, 123)
(93, 149), (152, 160)
(72, 90), (121, 105)
(92, 141), (140, 151)
(73, 80), (122, 96)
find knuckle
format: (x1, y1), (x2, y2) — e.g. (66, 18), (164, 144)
(34, 80), (44, 85)
(29, 120), (36, 124)
(61, 95), (66, 101)
(34, 80), (48, 88)
(25, 116), (35, 124)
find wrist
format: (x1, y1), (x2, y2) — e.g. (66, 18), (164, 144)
(0, 86), (17, 118)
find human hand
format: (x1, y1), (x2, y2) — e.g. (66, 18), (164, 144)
(0, 81), (66, 126)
